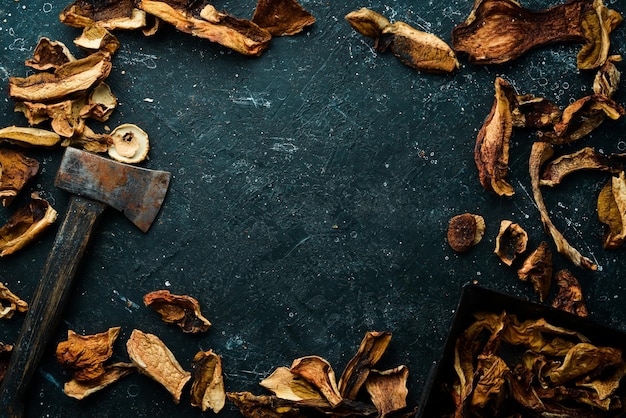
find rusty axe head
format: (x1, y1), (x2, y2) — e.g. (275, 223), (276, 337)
(55, 147), (171, 232)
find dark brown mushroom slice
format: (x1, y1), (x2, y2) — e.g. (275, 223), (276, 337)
(56, 327), (121, 382)
(0, 149), (39, 207)
(517, 241), (553, 302)
(597, 172), (626, 249)
(475, 77), (516, 196)
(540, 147), (625, 187)
(143, 289), (211, 333)
(252, 0), (315, 36)
(60, 0), (147, 30)
(551, 269), (588, 317)
(494, 220), (528, 266)
(25, 38), (76, 71)
(190, 350), (226, 413)
(136, 0), (271, 56)
(447, 213), (486, 252)
(512, 94), (561, 129)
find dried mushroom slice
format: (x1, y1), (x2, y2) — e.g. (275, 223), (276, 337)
(0, 282), (28, 319)
(189, 350), (226, 413)
(345, 8), (390, 39)
(0, 194), (58, 257)
(0, 126), (62, 148)
(517, 241), (553, 302)
(126, 329), (191, 403)
(494, 220), (528, 266)
(74, 25), (121, 54)
(597, 172), (626, 249)
(9, 51), (112, 103)
(470, 354), (508, 413)
(60, 0), (148, 31)
(365, 366), (409, 417)
(538, 94), (625, 144)
(551, 269), (588, 317)
(80, 83), (117, 122)
(529, 142), (597, 270)
(260, 367), (324, 401)
(107, 124), (150, 164)
(252, 0), (316, 36)
(548, 342), (622, 386)
(25, 38), (76, 71)
(143, 289), (211, 333)
(594, 55), (622, 98)
(64, 125), (112, 153)
(290, 356), (342, 407)
(447, 213), (485, 253)
(136, 0), (271, 56)
(540, 147), (623, 187)
(56, 327), (121, 382)
(0, 343), (12, 383)
(377, 21), (459, 74)
(475, 77), (516, 196)
(512, 94), (561, 129)
(64, 362), (136, 400)
(338, 331), (392, 400)
(0, 149), (39, 207)
(577, 0), (623, 70)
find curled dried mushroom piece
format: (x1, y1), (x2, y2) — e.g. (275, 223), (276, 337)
(260, 367), (324, 401)
(56, 327), (121, 382)
(0, 194), (58, 257)
(447, 213), (485, 253)
(0, 126), (62, 148)
(25, 38), (76, 71)
(143, 289), (211, 333)
(64, 362), (135, 400)
(552, 269), (588, 317)
(365, 366), (409, 417)
(126, 329), (191, 404)
(346, 7), (459, 74)
(108, 124), (150, 164)
(60, 0), (148, 31)
(190, 350), (226, 413)
(494, 220), (528, 266)
(0, 149), (39, 207)
(252, 0), (315, 36)
(597, 171), (626, 249)
(540, 147), (625, 187)
(517, 241), (553, 302)
(594, 55), (622, 98)
(290, 356), (343, 407)
(0, 282), (28, 319)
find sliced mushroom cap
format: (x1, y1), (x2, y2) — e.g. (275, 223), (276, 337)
(60, 0), (148, 30)
(517, 241), (553, 302)
(25, 37), (76, 71)
(0, 126), (62, 148)
(80, 83), (117, 122)
(252, 0), (316, 36)
(494, 220), (528, 266)
(0, 282), (28, 319)
(108, 123), (150, 164)
(345, 8), (390, 39)
(259, 367), (324, 401)
(190, 350), (226, 413)
(0, 149), (39, 207)
(447, 213), (486, 252)
(74, 25), (121, 54)
(593, 55), (621, 98)
(577, 0), (623, 70)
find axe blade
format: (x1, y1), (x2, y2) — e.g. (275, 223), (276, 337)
(55, 147), (171, 232)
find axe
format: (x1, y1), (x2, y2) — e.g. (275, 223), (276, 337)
(0, 147), (171, 417)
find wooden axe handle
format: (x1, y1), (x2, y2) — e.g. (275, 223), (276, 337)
(0, 195), (107, 417)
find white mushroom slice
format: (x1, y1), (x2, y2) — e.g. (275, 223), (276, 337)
(108, 124), (150, 164)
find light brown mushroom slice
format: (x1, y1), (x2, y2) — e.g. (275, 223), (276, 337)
(577, 0), (623, 70)
(345, 7), (391, 39)
(0, 282), (28, 319)
(126, 329), (191, 404)
(593, 55), (622, 98)
(597, 171), (626, 249)
(189, 350), (226, 413)
(259, 366), (323, 401)
(0, 149), (39, 207)
(56, 327), (121, 382)
(108, 123), (150, 164)
(81, 83), (117, 122)
(64, 362), (136, 400)
(290, 355), (342, 407)
(64, 125), (112, 153)
(365, 366), (409, 417)
(0, 126), (62, 148)
(540, 147), (619, 187)
(494, 220), (528, 266)
(25, 37), (76, 71)
(143, 290), (212, 333)
(517, 241), (553, 302)
(74, 25), (121, 54)
(529, 142), (597, 270)
(60, 0), (148, 31)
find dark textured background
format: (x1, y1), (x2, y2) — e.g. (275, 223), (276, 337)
(1, 0), (625, 416)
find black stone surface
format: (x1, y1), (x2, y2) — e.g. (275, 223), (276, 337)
(0, 0), (625, 416)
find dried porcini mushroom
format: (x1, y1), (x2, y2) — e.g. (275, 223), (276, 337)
(143, 289), (211, 333)
(538, 94), (625, 145)
(346, 8), (458, 74)
(189, 350), (226, 413)
(64, 362), (135, 400)
(511, 94), (562, 129)
(540, 147), (624, 187)
(25, 38), (76, 71)
(447, 213), (486, 253)
(494, 220), (528, 266)
(8, 51), (112, 103)
(552, 269), (588, 317)
(74, 25), (121, 54)
(0, 194), (58, 257)
(0, 126), (62, 148)
(64, 125), (112, 154)
(252, 0), (315, 36)
(529, 141), (597, 270)
(452, 0), (622, 69)
(260, 366), (324, 401)
(60, 0), (148, 31)
(0, 343), (12, 383)
(338, 331), (392, 400)
(108, 124), (150, 164)
(80, 83), (117, 122)
(451, 311), (625, 415)
(594, 55), (622, 98)
(56, 327), (121, 382)
(126, 329), (191, 403)
(365, 366), (409, 417)
(475, 77), (515, 196)
(0, 149), (39, 207)
(518, 241), (553, 302)
(597, 171), (626, 249)
(290, 356), (343, 407)
(577, 0), (623, 70)
(136, 0), (271, 56)
(0, 282), (28, 319)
